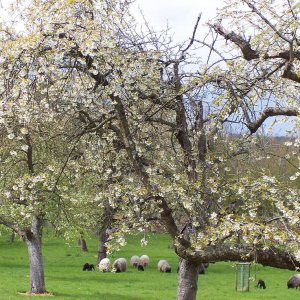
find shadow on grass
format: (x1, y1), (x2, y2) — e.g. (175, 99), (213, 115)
(53, 291), (149, 300)
(1, 261), (28, 268)
(46, 273), (144, 284)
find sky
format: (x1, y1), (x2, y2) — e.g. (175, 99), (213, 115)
(132, 0), (225, 42)
(0, 0), (225, 39)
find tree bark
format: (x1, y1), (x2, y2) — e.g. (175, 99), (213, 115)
(97, 200), (113, 264)
(24, 216), (46, 294)
(78, 233), (88, 252)
(177, 258), (201, 300)
(97, 229), (108, 264)
(10, 230), (15, 242)
(80, 238), (88, 252)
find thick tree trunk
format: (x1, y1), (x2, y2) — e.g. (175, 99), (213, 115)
(177, 258), (201, 300)
(24, 216), (46, 294)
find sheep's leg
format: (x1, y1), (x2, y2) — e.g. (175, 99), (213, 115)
(177, 258), (201, 300)
(24, 216), (46, 294)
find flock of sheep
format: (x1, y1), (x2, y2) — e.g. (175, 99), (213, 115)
(85, 255), (172, 273)
(84, 258), (300, 290)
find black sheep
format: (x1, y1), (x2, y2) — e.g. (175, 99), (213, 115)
(83, 263), (95, 271)
(257, 279), (266, 289)
(199, 263), (209, 274)
(138, 265), (145, 271)
(177, 262), (209, 274)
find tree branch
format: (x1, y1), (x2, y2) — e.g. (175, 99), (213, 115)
(210, 23), (259, 61)
(176, 243), (300, 270)
(248, 107), (299, 134)
(243, 0), (292, 44)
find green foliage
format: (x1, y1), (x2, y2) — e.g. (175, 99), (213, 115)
(0, 231), (298, 299)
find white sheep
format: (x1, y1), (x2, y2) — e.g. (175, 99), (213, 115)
(139, 255), (150, 267)
(112, 258), (127, 273)
(157, 259), (171, 273)
(98, 258), (111, 272)
(130, 256), (140, 268)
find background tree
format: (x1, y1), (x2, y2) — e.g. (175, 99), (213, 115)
(0, 21), (102, 294)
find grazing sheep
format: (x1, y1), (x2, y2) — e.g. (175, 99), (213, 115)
(287, 274), (300, 289)
(177, 262), (209, 274)
(199, 264), (205, 274)
(140, 255), (150, 267)
(138, 265), (144, 271)
(199, 263), (209, 274)
(113, 258), (127, 273)
(203, 262), (209, 269)
(83, 263), (95, 271)
(257, 279), (266, 289)
(158, 260), (171, 273)
(98, 258), (111, 272)
(130, 256), (140, 268)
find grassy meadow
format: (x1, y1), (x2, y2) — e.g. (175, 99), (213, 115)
(0, 230), (299, 300)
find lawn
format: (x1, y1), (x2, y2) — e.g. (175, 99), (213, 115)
(0, 230), (298, 299)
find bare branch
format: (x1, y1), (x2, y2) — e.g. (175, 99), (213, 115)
(181, 14), (202, 56)
(210, 23), (259, 61)
(248, 107), (299, 134)
(243, 0), (292, 44)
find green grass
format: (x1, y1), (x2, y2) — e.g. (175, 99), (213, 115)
(0, 230), (298, 299)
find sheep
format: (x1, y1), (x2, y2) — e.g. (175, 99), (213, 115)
(158, 259), (171, 273)
(257, 279), (266, 289)
(140, 255), (150, 267)
(112, 258), (127, 273)
(130, 256), (140, 268)
(138, 265), (144, 271)
(98, 258), (111, 272)
(177, 262), (209, 274)
(83, 263), (95, 271)
(199, 263), (209, 274)
(287, 274), (300, 289)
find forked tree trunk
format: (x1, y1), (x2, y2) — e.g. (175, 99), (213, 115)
(177, 258), (201, 300)
(24, 216), (46, 294)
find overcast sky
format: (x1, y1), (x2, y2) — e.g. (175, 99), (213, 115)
(0, 0), (225, 39)
(132, 0), (225, 42)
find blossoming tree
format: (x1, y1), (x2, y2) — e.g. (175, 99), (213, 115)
(0, 16), (101, 294)
(1, 0), (300, 299)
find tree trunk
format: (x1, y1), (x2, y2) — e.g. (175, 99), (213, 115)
(81, 238), (88, 252)
(97, 200), (113, 265)
(177, 258), (200, 300)
(24, 216), (46, 294)
(97, 228), (108, 265)
(77, 233), (88, 252)
(10, 230), (15, 242)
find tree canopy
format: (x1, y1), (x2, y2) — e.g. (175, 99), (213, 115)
(1, 0), (300, 298)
